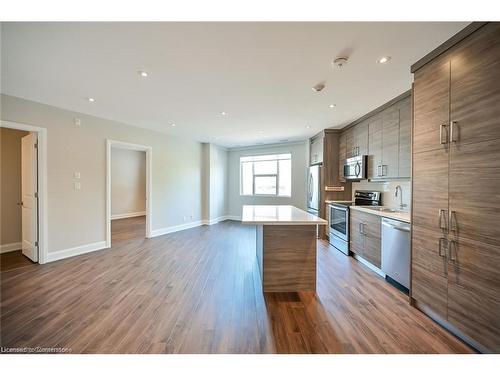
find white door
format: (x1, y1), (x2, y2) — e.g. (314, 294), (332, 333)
(21, 133), (38, 262)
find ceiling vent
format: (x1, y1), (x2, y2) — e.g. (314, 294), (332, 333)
(312, 82), (326, 92)
(333, 57), (349, 69)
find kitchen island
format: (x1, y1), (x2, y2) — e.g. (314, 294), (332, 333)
(241, 205), (327, 292)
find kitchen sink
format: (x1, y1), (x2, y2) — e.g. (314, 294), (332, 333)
(365, 207), (400, 213)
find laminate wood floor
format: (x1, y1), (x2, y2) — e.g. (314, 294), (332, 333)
(0, 217), (473, 353)
(0, 250), (34, 272)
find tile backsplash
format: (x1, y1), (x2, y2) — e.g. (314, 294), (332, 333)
(352, 179), (411, 209)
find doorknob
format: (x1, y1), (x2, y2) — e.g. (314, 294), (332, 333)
(17, 201), (23, 207)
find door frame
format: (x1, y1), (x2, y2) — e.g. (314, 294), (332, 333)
(106, 139), (152, 247)
(1, 120), (48, 264)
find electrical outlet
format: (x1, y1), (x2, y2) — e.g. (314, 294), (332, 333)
(73, 182), (81, 191)
(183, 216), (187, 222)
(74, 117), (81, 127)
(190, 215), (193, 220)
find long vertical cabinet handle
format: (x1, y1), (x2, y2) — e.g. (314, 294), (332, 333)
(449, 210), (457, 232)
(438, 237), (447, 258)
(449, 240), (457, 261)
(358, 223), (363, 234)
(438, 209), (448, 230)
(377, 165), (382, 177)
(439, 123), (448, 144)
(450, 121), (457, 143)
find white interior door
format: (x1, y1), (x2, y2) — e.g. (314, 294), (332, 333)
(21, 133), (38, 262)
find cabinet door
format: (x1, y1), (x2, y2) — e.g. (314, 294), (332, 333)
(381, 107), (400, 178)
(338, 132), (347, 182)
(412, 147), (449, 319)
(449, 22), (500, 147)
(398, 98), (411, 178)
(446, 24), (500, 352)
(349, 210), (364, 256)
(413, 55), (450, 154)
(367, 116), (382, 179)
(362, 213), (381, 268)
(412, 62), (450, 318)
(345, 128), (354, 159)
(310, 134), (323, 165)
(354, 121), (369, 156)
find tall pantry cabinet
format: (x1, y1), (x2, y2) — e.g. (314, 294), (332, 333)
(411, 22), (500, 353)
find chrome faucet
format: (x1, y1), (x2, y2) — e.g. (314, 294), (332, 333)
(395, 185), (407, 210)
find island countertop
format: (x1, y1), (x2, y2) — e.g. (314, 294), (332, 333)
(241, 205), (327, 225)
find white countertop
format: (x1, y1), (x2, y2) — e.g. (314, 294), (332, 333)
(241, 205), (328, 225)
(349, 205), (411, 223)
(325, 200), (354, 204)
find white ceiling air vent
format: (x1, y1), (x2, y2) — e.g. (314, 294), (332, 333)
(312, 82), (326, 92)
(333, 57), (349, 69)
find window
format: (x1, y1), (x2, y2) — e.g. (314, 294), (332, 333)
(240, 153), (291, 196)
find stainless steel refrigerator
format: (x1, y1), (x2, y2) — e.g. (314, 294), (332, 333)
(307, 165), (321, 216)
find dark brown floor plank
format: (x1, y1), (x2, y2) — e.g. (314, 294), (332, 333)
(0, 216), (473, 353)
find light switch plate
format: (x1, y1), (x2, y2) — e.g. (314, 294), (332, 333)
(74, 117), (81, 127)
(74, 172), (81, 179)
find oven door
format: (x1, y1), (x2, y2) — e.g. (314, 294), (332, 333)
(329, 204), (349, 241)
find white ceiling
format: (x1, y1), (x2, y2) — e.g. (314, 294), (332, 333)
(1, 22), (467, 148)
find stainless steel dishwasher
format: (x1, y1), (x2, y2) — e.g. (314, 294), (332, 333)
(381, 218), (410, 290)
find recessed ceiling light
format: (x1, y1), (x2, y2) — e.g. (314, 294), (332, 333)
(329, 104), (336, 108)
(87, 97), (95, 103)
(138, 70), (148, 77)
(378, 56), (391, 64)
(221, 111), (227, 116)
(171, 123), (176, 127)
(306, 125), (311, 129)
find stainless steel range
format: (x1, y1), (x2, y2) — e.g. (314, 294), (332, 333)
(328, 190), (381, 255)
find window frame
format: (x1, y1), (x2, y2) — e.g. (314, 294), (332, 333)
(239, 152), (291, 197)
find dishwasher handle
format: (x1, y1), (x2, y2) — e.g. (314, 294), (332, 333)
(382, 220), (410, 233)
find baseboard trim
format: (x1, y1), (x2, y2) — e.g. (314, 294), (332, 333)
(225, 215), (241, 221)
(0, 242), (22, 253)
(46, 241), (108, 263)
(151, 220), (204, 238)
(202, 215), (233, 225)
(111, 211), (146, 220)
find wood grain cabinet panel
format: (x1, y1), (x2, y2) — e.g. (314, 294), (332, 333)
(350, 210), (381, 268)
(350, 211), (364, 256)
(367, 116), (383, 179)
(345, 128), (354, 159)
(412, 148), (449, 232)
(411, 22), (500, 353)
(338, 132), (347, 182)
(413, 56), (450, 155)
(362, 214), (381, 269)
(450, 23), (500, 146)
(398, 100), (411, 178)
(353, 120), (369, 157)
(447, 237), (500, 352)
(381, 107), (400, 178)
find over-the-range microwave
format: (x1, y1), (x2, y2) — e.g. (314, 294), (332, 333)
(343, 155), (368, 180)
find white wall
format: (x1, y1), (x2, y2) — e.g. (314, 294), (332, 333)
(227, 142), (307, 218)
(352, 179), (411, 209)
(1, 94), (204, 257)
(111, 148), (146, 218)
(209, 144), (228, 221)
